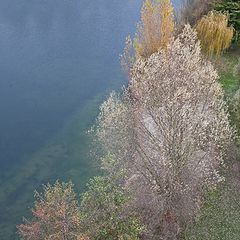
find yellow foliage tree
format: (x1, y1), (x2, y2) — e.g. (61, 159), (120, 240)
(195, 11), (234, 56)
(135, 0), (174, 58)
(121, 0), (175, 75)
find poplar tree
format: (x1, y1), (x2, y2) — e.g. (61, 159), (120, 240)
(121, 0), (175, 75)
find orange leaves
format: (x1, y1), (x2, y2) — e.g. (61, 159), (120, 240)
(18, 220), (41, 240)
(135, 0), (175, 58)
(17, 181), (88, 240)
(121, 0), (175, 77)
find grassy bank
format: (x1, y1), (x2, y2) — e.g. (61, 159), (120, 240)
(184, 49), (240, 239)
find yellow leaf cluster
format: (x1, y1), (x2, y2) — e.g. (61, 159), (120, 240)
(195, 11), (234, 56)
(135, 0), (175, 58)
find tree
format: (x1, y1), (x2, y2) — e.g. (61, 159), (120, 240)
(180, 0), (217, 26)
(121, 0), (174, 74)
(195, 11), (234, 56)
(135, 0), (174, 58)
(95, 91), (136, 173)
(97, 25), (232, 239)
(17, 181), (87, 240)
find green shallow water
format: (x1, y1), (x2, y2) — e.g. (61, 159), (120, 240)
(0, 94), (104, 239)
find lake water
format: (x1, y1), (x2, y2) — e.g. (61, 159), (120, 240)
(0, 0), (180, 239)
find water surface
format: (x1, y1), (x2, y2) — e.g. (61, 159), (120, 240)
(0, 0), (179, 238)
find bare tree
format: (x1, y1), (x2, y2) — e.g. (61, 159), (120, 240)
(180, 0), (217, 26)
(97, 25), (232, 239)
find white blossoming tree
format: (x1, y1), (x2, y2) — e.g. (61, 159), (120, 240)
(96, 25), (232, 239)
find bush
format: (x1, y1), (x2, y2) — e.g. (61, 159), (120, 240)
(80, 173), (143, 240)
(195, 11), (234, 56)
(17, 181), (88, 240)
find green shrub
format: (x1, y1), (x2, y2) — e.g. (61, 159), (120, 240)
(80, 175), (143, 240)
(215, 0), (240, 43)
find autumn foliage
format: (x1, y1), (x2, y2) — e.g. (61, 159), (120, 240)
(134, 0), (174, 58)
(195, 11), (234, 56)
(17, 181), (88, 240)
(121, 0), (174, 74)
(17, 1), (238, 239)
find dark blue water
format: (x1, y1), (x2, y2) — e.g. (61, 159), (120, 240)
(0, 0), (143, 171)
(0, 0), (180, 238)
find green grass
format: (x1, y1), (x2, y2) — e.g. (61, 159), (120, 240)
(218, 50), (240, 94)
(184, 186), (240, 240)
(184, 49), (240, 240)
